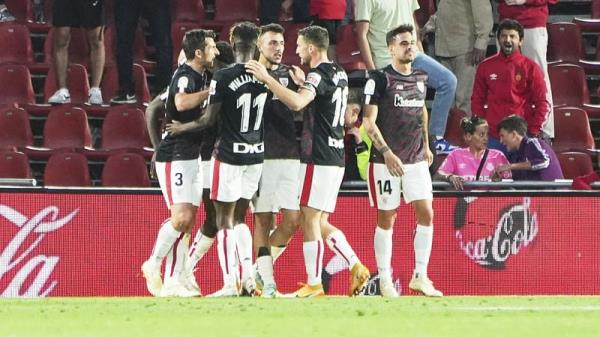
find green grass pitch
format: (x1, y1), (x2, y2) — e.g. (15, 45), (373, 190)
(2, 296), (600, 337)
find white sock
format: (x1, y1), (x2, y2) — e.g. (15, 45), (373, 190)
(164, 233), (189, 283)
(186, 230), (215, 272)
(413, 224), (433, 279)
(234, 223), (253, 281)
(217, 229), (237, 286)
(256, 255), (275, 285)
(325, 230), (359, 270)
(303, 240), (324, 286)
(374, 226), (393, 281)
(149, 220), (182, 266)
(271, 245), (286, 262)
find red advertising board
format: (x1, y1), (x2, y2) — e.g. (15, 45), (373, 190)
(1, 190), (599, 297)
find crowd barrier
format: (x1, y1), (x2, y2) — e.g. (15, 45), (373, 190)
(1, 187), (599, 297)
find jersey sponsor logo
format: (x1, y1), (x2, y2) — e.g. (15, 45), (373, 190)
(328, 136), (344, 149)
(209, 80), (217, 95)
(394, 94), (424, 107)
(416, 81), (425, 93)
(177, 76), (189, 93)
(279, 77), (289, 87)
(364, 79), (376, 96)
(233, 142), (265, 154)
(305, 72), (322, 88)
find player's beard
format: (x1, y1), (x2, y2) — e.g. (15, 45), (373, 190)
(266, 56), (281, 67)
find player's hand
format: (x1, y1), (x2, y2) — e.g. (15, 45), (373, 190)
(165, 120), (184, 136)
(471, 48), (486, 65)
(447, 174), (465, 191)
(149, 152), (158, 179)
(425, 148), (434, 167)
(289, 65), (306, 86)
(346, 127), (362, 144)
(505, 0), (526, 5)
(383, 151), (405, 177)
(245, 60), (270, 83)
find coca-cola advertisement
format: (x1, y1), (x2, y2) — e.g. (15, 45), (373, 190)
(1, 191), (599, 297)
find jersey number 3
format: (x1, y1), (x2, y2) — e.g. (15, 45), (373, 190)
(237, 92), (267, 133)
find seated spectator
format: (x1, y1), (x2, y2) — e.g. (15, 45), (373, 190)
(0, 0), (15, 22)
(493, 115), (563, 181)
(434, 116), (511, 190)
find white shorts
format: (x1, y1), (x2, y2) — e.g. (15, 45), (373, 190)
(201, 160), (211, 190)
(367, 161), (432, 210)
(210, 157), (263, 202)
(298, 163), (344, 213)
(253, 159), (301, 213)
(155, 159), (202, 208)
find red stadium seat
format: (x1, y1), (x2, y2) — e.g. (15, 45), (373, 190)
(0, 64), (35, 107)
(336, 24), (367, 72)
(548, 63), (590, 107)
(102, 152), (150, 187)
(547, 22), (585, 63)
(214, 0), (258, 22)
(0, 151), (31, 179)
(0, 107), (33, 149)
(100, 64), (151, 106)
(0, 23), (34, 65)
(172, 0), (205, 22)
(557, 151), (595, 179)
(43, 63), (90, 105)
(595, 0), (600, 18)
(44, 152), (91, 186)
(552, 107), (595, 152)
(43, 106), (92, 149)
(443, 108), (468, 148)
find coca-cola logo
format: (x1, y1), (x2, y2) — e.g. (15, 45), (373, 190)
(454, 197), (538, 269)
(0, 205), (78, 297)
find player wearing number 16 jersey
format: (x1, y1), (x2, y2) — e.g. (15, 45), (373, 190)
(167, 21), (267, 297)
(246, 25), (370, 298)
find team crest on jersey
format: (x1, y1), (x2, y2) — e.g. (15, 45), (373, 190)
(209, 80), (217, 95)
(489, 73), (498, 81)
(279, 77), (289, 87)
(364, 79), (376, 95)
(177, 76), (189, 93)
(416, 81), (425, 93)
(306, 72), (322, 88)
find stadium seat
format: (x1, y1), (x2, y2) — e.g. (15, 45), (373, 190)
(547, 22), (585, 63)
(548, 63), (590, 107)
(0, 151), (31, 179)
(557, 151), (595, 179)
(443, 108), (468, 148)
(172, 0), (205, 22)
(43, 63), (90, 105)
(44, 152), (91, 186)
(280, 23), (304, 65)
(213, 0), (258, 22)
(336, 24), (367, 72)
(0, 107), (33, 149)
(0, 64), (35, 107)
(100, 64), (151, 106)
(552, 107), (595, 152)
(0, 23), (34, 65)
(36, 106), (93, 154)
(102, 152), (150, 187)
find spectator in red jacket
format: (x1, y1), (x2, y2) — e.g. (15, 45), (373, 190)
(471, 19), (549, 154)
(310, 0), (347, 61)
(499, 0), (558, 139)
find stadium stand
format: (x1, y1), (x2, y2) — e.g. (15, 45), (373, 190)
(43, 63), (90, 105)
(0, 107), (33, 149)
(101, 152), (150, 187)
(553, 107), (596, 152)
(547, 22), (585, 63)
(44, 151), (91, 186)
(100, 64), (151, 108)
(172, 0), (205, 23)
(0, 150), (31, 179)
(557, 151), (595, 179)
(0, 64), (35, 107)
(0, 23), (34, 66)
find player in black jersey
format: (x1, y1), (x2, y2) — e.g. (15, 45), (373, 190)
(167, 22), (267, 297)
(362, 25), (442, 297)
(246, 25), (370, 298)
(141, 29), (218, 298)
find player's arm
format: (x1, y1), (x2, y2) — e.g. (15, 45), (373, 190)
(363, 104), (405, 177)
(422, 105), (434, 166)
(174, 89), (210, 112)
(245, 60), (314, 111)
(166, 102), (221, 136)
(354, 0), (376, 69)
(145, 93), (165, 150)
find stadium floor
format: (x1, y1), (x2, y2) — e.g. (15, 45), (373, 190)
(2, 296), (599, 337)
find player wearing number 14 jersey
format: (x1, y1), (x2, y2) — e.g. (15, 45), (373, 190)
(246, 25), (370, 298)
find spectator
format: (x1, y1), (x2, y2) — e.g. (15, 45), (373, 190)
(499, 0), (557, 138)
(0, 0), (15, 22)
(260, 0), (311, 25)
(493, 115), (563, 181)
(434, 116), (511, 190)
(430, 0), (493, 115)
(354, 0), (458, 154)
(471, 19), (549, 153)
(111, 0), (172, 104)
(310, 0), (346, 61)
(47, 0), (105, 105)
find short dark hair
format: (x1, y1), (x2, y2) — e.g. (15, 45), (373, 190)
(182, 29), (216, 60)
(460, 116), (488, 135)
(259, 23), (285, 36)
(496, 19), (524, 41)
(347, 87), (363, 105)
(298, 25), (329, 50)
(386, 24), (414, 46)
(230, 21), (259, 55)
(497, 115), (527, 136)
(215, 41), (234, 65)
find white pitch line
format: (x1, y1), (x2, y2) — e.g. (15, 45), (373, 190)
(458, 306), (600, 312)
